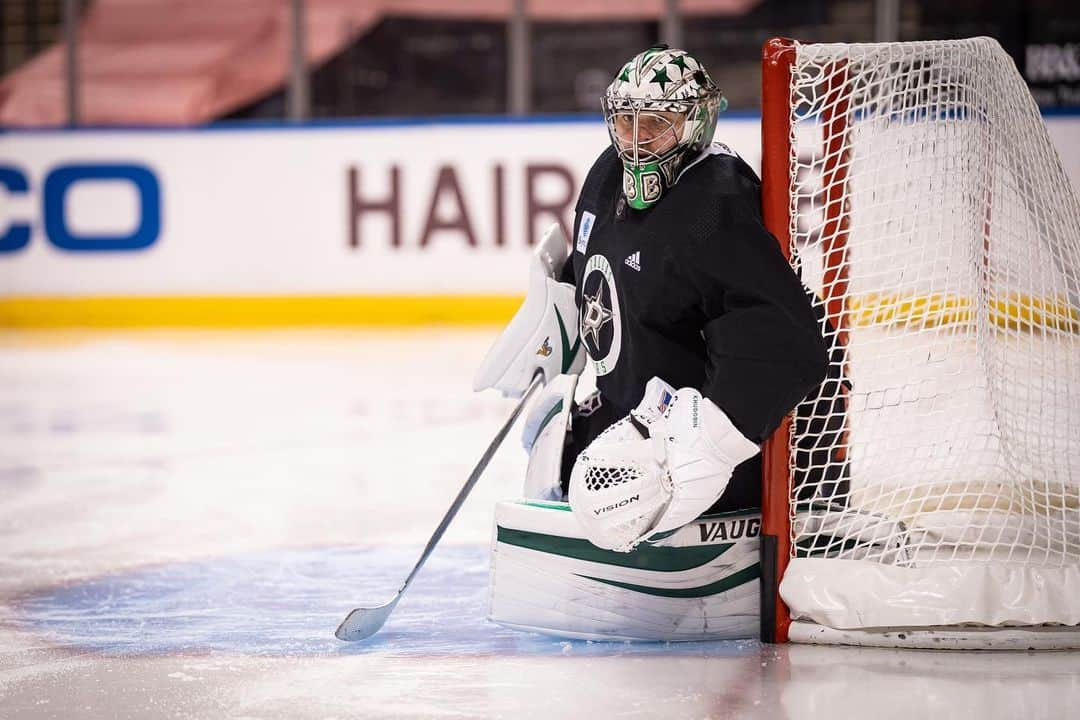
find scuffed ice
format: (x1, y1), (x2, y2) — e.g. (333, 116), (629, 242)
(14, 544), (757, 658)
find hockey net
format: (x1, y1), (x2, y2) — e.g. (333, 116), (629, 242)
(760, 37), (1080, 648)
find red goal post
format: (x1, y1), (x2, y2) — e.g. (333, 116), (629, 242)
(759, 36), (797, 645)
(760, 36), (856, 645)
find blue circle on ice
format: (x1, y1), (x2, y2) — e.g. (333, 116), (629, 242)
(14, 545), (758, 657)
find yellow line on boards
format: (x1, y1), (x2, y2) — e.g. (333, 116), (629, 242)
(10, 292), (1074, 333)
(848, 292), (1080, 333)
(0, 296), (524, 328)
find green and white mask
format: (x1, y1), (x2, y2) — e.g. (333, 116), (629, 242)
(602, 46), (726, 210)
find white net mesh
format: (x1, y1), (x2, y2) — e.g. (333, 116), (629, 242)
(785, 38), (1080, 570)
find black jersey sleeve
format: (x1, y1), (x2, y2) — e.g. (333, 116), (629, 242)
(689, 178), (827, 443)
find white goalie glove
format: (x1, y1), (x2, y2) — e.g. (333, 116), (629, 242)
(569, 377), (760, 552)
(473, 223), (585, 398)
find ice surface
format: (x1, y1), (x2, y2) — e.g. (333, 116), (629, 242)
(2, 329), (1079, 720)
(14, 545), (756, 657)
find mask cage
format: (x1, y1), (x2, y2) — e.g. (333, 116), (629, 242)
(602, 97), (698, 167)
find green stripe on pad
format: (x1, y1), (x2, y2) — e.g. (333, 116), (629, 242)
(520, 500), (572, 512)
(496, 526), (732, 572)
(533, 399), (564, 439)
(554, 306), (582, 374)
(578, 564), (760, 598)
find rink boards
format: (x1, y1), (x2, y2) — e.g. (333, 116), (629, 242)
(2, 115), (1079, 326)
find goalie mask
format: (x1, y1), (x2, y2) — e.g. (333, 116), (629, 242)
(602, 46), (727, 210)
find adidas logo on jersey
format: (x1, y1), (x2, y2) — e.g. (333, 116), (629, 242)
(624, 251), (641, 271)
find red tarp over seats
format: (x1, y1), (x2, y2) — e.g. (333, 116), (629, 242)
(0, 0), (758, 126)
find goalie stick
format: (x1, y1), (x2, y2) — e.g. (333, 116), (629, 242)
(335, 372), (543, 641)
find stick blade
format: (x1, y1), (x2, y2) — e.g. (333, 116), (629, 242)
(335, 595), (400, 641)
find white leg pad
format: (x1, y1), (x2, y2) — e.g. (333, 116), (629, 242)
(488, 499), (761, 641)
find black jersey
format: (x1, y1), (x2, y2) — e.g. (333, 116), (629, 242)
(565, 143), (827, 443)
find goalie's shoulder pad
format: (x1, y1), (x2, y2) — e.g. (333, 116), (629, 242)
(473, 223), (585, 398)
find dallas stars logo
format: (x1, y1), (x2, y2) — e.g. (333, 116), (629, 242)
(580, 286), (613, 354)
(579, 254), (622, 377)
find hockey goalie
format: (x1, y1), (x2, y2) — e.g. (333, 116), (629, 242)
(473, 46), (827, 641)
